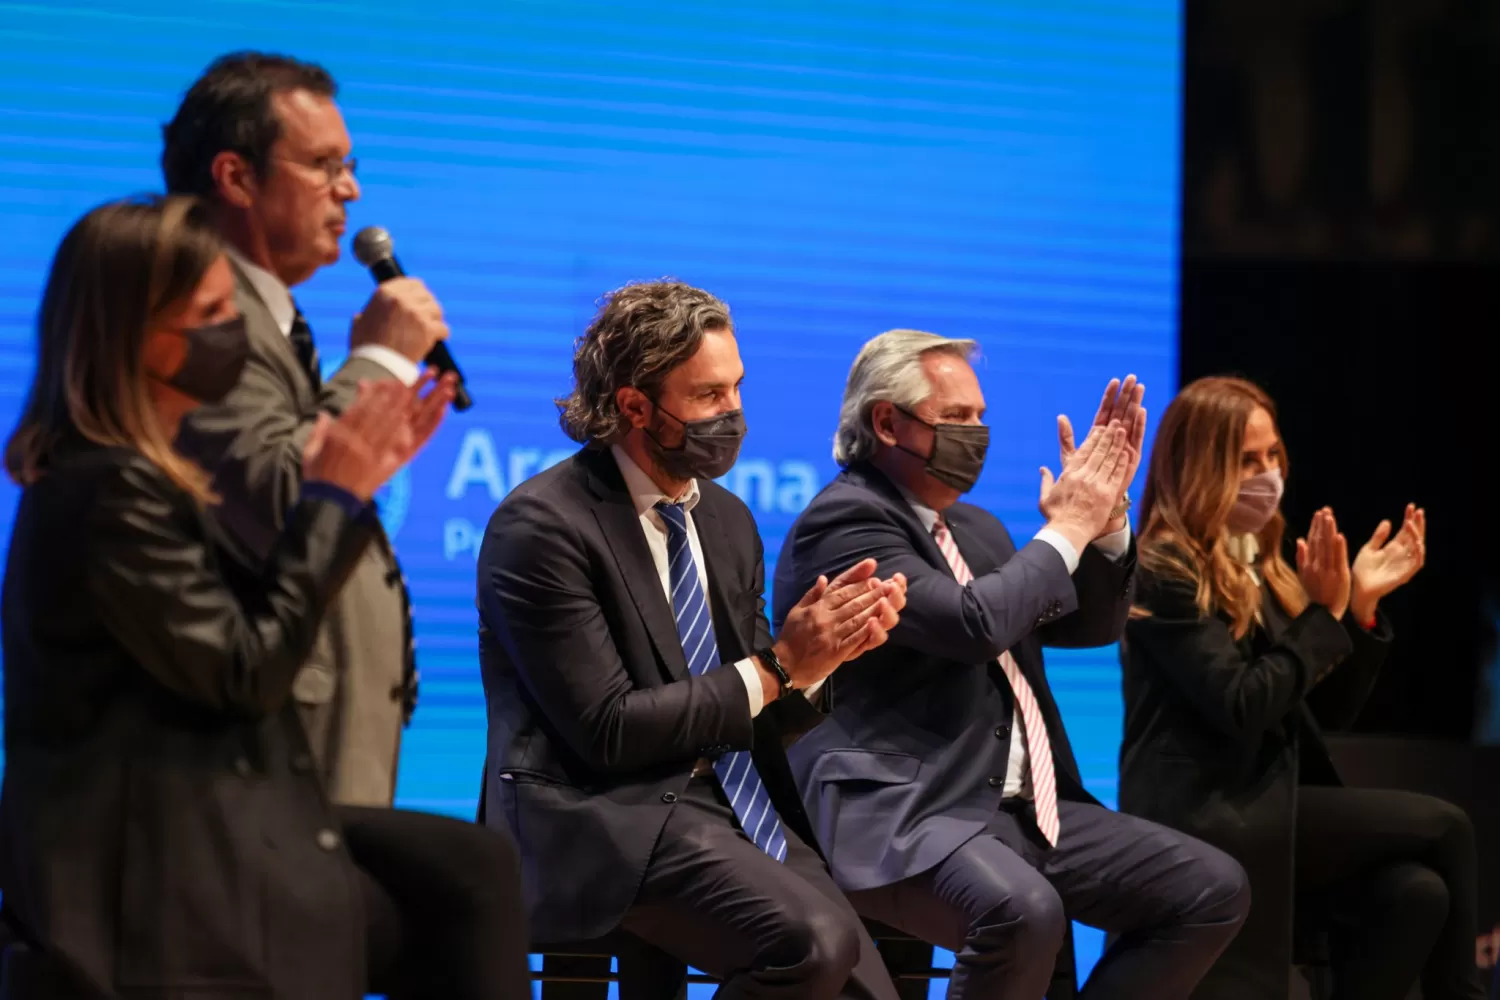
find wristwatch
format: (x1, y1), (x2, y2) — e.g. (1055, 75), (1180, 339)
(756, 646), (794, 699)
(1108, 491), (1132, 521)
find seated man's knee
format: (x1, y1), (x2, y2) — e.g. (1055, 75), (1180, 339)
(1203, 845), (1252, 924)
(973, 881), (1067, 959)
(768, 899), (862, 992)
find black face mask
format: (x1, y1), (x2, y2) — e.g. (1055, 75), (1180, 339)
(895, 406), (990, 493)
(155, 315), (250, 404)
(646, 405), (747, 481)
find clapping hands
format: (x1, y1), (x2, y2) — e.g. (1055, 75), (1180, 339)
(1038, 376), (1147, 552)
(1296, 504), (1427, 624)
(1350, 504), (1426, 624)
(1296, 508), (1351, 620)
(303, 371), (458, 500)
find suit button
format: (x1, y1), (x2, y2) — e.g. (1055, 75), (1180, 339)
(291, 753), (315, 774)
(316, 829), (341, 852)
(662, 792), (678, 804)
(233, 756), (252, 778)
(988, 776), (1003, 788)
(994, 727), (1007, 740)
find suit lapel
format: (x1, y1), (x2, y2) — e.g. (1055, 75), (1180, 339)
(847, 464), (951, 573)
(582, 452), (691, 681)
(691, 500), (751, 661)
(227, 258), (313, 403)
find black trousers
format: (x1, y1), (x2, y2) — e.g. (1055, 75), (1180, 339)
(339, 806), (532, 999)
(1294, 786), (1485, 1000)
(620, 775), (900, 1000)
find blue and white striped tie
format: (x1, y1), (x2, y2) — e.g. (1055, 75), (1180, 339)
(656, 501), (788, 863)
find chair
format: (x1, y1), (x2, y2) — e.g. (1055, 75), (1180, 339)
(864, 920), (1077, 999)
(529, 924), (975, 999)
(1290, 925), (1333, 1000)
(530, 934), (704, 999)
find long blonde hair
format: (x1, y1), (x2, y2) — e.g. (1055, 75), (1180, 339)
(5, 195), (222, 502)
(1137, 376), (1307, 637)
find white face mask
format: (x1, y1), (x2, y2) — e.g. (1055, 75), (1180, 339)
(1226, 466), (1284, 534)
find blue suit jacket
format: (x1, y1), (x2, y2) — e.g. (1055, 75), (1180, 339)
(772, 463), (1134, 892)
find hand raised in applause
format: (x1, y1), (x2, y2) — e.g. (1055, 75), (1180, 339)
(1037, 419), (1134, 554)
(1296, 507), (1351, 620)
(303, 371), (457, 501)
(764, 560), (905, 701)
(1047, 375), (1146, 535)
(1350, 504), (1426, 624)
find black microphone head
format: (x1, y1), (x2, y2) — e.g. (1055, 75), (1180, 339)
(352, 226), (395, 266)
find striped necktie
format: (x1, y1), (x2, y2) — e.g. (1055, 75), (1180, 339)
(932, 513), (1060, 847)
(289, 306), (322, 392)
(655, 501), (788, 862)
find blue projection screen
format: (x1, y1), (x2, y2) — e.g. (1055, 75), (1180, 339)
(0, 0), (1179, 988)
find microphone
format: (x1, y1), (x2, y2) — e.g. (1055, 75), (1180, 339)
(352, 226), (472, 412)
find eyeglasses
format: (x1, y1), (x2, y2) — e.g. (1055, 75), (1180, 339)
(275, 155), (358, 187)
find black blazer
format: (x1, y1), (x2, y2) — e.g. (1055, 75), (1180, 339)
(771, 463), (1134, 893)
(1118, 563), (1390, 1000)
(0, 442), (376, 999)
(476, 446), (823, 943)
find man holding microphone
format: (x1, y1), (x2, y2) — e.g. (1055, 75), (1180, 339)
(162, 52), (529, 993)
(164, 51), (441, 807)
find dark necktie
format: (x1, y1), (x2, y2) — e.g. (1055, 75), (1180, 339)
(655, 501), (788, 862)
(289, 307), (322, 391)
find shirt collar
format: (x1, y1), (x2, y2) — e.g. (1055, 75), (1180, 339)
(610, 444), (701, 518)
(1224, 531), (1261, 567)
(891, 479), (941, 533)
(224, 244), (296, 338)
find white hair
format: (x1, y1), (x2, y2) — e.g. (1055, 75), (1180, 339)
(833, 329), (979, 466)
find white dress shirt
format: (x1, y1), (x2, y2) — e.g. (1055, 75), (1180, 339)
(225, 246), (423, 386)
(609, 446), (769, 717)
(900, 487), (1132, 799)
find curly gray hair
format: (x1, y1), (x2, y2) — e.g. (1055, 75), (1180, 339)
(557, 280), (733, 445)
(833, 329), (979, 466)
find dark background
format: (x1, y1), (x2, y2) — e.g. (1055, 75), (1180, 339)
(1180, 0), (1499, 741)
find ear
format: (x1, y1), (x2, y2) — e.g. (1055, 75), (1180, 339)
(871, 400), (901, 448)
(616, 386), (652, 431)
(210, 150), (258, 209)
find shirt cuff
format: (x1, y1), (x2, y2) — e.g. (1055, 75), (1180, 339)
(349, 344), (423, 386)
(1033, 528), (1081, 575)
(801, 677), (827, 706)
(301, 480), (370, 519)
(1091, 521), (1132, 562)
(733, 657), (765, 719)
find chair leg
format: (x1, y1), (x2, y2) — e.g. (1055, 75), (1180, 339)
(540, 954), (612, 1000)
(617, 934), (688, 1000)
(876, 936), (936, 1000)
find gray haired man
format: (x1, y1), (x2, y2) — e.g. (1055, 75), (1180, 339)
(773, 329), (1250, 999)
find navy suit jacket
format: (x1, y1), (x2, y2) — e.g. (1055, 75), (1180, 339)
(772, 463), (1134, 892)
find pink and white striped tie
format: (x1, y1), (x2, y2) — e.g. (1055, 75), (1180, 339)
(932, 514), (1061, 847)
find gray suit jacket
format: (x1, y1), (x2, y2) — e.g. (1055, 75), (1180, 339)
(176, 259), (413, 806)
(772, 463), (1133, 892)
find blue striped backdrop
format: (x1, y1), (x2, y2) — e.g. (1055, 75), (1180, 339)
(0, 1), (1180, 991)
